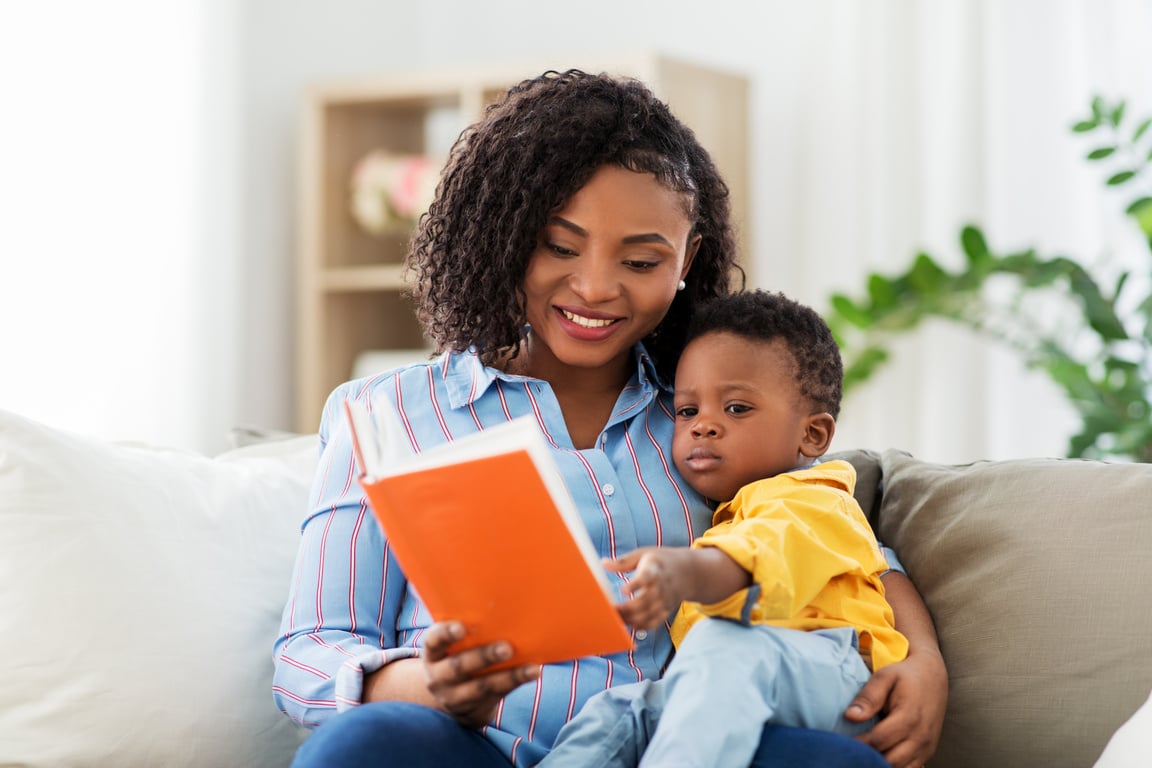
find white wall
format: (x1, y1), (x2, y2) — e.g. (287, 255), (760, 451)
(3, 0), (1150, 460)
(0, 1), (226, 450)
(236, 0), (1152, 462)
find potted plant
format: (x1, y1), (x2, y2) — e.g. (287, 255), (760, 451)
(827, 98), (1152, 461)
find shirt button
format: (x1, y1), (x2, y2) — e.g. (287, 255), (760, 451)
(602, 483), (615, 496)
(635, 630), (648, 641)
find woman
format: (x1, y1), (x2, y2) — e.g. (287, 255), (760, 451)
(273, 69), (945, 768)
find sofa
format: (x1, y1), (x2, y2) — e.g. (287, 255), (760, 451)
(832, 448), (1152, 767)
(1, 407), (1149, 767)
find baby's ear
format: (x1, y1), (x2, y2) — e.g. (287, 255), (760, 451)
(800, 413), (835, 458)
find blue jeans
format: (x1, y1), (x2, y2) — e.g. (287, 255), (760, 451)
(291, 701), (887, 768)
(540, 621), (876, 768)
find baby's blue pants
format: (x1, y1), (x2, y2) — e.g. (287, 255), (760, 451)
(540, 619), (876, 768)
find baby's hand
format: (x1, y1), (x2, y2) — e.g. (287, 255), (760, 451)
(606, 547), (693, 631)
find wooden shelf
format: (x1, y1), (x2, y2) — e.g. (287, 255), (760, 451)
(320, 265), (409, 292)
(295, 56), (750, 431)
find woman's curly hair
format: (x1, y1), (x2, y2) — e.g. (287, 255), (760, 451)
(406, 68), (742, 379)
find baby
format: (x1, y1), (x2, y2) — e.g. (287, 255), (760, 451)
(538, 289), (908, 768)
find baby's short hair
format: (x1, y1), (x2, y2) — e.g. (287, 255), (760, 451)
(684, 290), (843, 418)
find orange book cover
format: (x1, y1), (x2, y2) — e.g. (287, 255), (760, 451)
(344, 400), (633, 669)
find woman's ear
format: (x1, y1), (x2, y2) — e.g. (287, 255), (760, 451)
(799, 413), (835, 458)
(681, 234), (702, 280)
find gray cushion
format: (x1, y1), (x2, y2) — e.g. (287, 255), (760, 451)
(826, 448), (883, 523)
(874, 450), (1152, 768)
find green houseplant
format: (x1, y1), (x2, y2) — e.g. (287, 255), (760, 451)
(827, 97), (1152, 461)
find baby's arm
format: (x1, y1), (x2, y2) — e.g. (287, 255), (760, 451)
(607, 547), (752, 631)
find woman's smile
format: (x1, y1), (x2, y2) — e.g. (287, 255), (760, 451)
(555, 305), (624, 339)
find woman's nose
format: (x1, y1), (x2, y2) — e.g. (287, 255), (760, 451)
(569, 254), (620, 302)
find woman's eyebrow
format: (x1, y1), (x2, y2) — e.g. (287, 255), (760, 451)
(621, 233), (675, 247)
(548, 216), (674, 248)
(548, 216), (587, 237)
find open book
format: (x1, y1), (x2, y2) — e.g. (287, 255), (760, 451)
(343, 398), (633, 669)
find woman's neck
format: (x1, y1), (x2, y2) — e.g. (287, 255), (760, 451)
(502, 343), (633, 449)
(503, 341), (632, 393)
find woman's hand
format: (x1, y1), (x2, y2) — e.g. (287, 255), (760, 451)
(846, 571), (948, 768)
(420, 621), (541, 729)
(846, 649), (947, 768)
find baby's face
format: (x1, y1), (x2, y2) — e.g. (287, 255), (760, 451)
(672, 332), (811, 502)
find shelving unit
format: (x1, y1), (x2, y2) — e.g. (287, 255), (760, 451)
(295, 55), (750, 431)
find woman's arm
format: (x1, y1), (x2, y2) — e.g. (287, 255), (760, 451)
(846, 570), (947, 768)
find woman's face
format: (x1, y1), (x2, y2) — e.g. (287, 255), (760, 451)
(520, 165), (699, 383)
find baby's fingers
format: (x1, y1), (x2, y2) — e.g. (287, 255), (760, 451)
(617, 593), (666, 631)
(603, 549), (645, 574)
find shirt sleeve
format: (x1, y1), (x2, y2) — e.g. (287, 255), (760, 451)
(878, 543), (906, 576)
(271, 381), (415, 727)
(690, 476), (888, 624)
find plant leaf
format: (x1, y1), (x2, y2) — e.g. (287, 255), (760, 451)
(842, 346), (890, 395)
(1126, 197), (1152, 215)
(960, 225), (991, 270)
(1087, 147), (1116, 160)
(1091, 96), (1105, 120)
(1107, 170), (1137, 185)
(830, 294), (873, 330)
(1126, 197), (1152, 237)
(1113, 271), (1130, 303)
(1072, 119), (1098, 133)
(909, 252), (947, 292)
(867, 273), (900, 310)
(1133, 117), (1152, 143)
(1066, 267), (1129, 340)
(1110, 100), (1126, 127)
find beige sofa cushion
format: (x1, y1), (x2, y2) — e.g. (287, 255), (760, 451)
(874, 450), (1152, 768)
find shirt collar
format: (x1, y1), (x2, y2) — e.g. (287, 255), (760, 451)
(439, 342), (670, 411)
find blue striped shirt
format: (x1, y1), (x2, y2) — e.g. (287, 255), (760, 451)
(273, 344), (713, 766)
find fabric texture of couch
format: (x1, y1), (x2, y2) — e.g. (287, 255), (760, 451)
(1, 407), (1149, 767)
(833, 448), (1152, 768)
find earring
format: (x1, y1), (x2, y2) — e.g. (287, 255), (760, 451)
(677, 280), (686, 291)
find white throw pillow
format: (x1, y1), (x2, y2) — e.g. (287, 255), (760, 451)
(0, 409), (315, 767)
(1094, 687), (1152, 767)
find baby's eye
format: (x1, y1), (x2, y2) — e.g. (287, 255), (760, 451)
(675, 405), (698, 419)
(725, 403), (752, 415)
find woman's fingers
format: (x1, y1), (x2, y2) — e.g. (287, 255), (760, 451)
(435, 662), (539, 708)
(423, 624), (515, 689)
(420, 620), (465, 662)
(420, 621), (540, 729)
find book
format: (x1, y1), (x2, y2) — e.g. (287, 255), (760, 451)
(343, 398), (633, 669)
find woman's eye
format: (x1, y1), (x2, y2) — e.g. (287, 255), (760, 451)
(547, 242), (578, 257)
(623, 260), (659, 271)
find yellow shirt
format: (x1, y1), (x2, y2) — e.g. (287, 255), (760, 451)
(670, 460), (909, 671)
